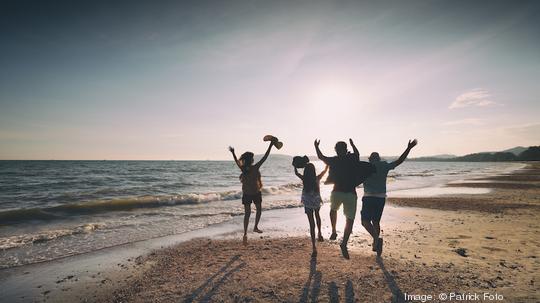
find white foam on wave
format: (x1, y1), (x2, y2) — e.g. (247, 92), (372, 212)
(261, 183), (302, 194)
(0, 223), (106, 250)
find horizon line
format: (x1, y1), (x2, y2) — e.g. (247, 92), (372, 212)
(0, 146), (534, 161)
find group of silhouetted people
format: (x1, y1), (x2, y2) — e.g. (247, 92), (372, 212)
(229, 137), (417, 259)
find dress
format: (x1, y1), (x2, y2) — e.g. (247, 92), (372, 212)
(301, 190), (322, 210)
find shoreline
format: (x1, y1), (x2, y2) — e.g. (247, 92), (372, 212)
(1, 162), (538, 302)
(0, 162), (524, 269)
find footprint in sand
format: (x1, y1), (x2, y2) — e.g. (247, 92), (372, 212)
(446, 235), (472, 240)
(447, 240), (460, 248)
(481, 246), (507, 252)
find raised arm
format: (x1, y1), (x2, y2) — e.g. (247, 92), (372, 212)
(294, 167), (303, 180)
(229, 146), (242, 170)
(391, 139), (418, 168)
(317, 165), (329, 180)
(314, 139), (330, 164)
(349, 138), (359, 160)
(255, 142), (273, 168)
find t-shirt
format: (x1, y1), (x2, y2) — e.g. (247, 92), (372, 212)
(325, 153), (359, 193)
(362, 161), (397, 196)
(240, 166), (262, 195)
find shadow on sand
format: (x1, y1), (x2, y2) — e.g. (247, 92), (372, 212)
(300, 256), (356, 303)
(184, 254), (245, 303)
(299, 257), (322, 303)
(185, 253), (405, 302)
(299, 255), (405, 303)
(376, 256), (406, 303)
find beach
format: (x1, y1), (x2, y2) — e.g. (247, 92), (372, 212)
(0, 162), (538, 302)
(3, 1), (539, 301)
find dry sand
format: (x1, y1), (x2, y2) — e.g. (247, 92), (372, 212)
(109, 163), (540, 303)
(113, 238), (470, 303)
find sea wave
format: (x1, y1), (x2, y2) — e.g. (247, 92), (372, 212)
(0, 204), (303, 252)
(392, 172), (435, 177)
(0, 183), (302, 224)
(262, 183), (302, 194)
(0, 223), (104, 250)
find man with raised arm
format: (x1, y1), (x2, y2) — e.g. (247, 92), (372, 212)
(362, 139), (418, 256)
(314, 138), (359, 259)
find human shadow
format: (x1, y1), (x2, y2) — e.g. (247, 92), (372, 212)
(345, 279), (355, 303)
(328, 281), (339, 303)
(299, 257), (322, 303)
(326, 279), (355, 303)
(184, 254), (244, 303)
(298, 255), (358, 303)
(199, 262), (245, 303)
(376, 256), (406, 303)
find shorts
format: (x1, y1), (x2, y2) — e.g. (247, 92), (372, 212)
(242, 192), (262, 205)
(304, 207), (320, 214)
(361, 196), (386, 222)
(330, 191), (357, 220)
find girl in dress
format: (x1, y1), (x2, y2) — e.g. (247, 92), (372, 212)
(294, 163), (328, 257)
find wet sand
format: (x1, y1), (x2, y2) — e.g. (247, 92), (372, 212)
(107, 163), (540, 303)
(389, 163), (540, 213)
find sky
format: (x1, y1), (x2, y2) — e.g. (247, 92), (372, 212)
(1, 0), (539, 160)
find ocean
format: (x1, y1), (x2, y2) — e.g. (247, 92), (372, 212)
(0, 158), (523, 268)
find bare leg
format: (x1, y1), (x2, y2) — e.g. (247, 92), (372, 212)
(373, 220), (383, 255)
(306, 211), (316, 255)
(342, 218), (354, 246)
(340, 218), (354, 259)
(243, 204), (251, 244)
(253, 202), (262, 232)
(315, 209), (323, 241)
(330, 209), (337, 239)
(362, 220), (376, 239)
(362, 220), (379, 251)
(373, 221), (381, 239)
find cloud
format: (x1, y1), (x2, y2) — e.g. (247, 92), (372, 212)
(449, 88), (496, 109)
(443, 118), (485, 126)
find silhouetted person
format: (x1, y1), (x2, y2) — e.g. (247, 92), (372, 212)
(294, 163), (329, 257)
(314, 138), (359, 259)
(229, 141), (274, 245)
(362, 139), (418, 256)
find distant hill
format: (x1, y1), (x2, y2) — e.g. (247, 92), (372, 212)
(428, 154), (457, 159)
(452, 152), (517, 162)
(501, 146), (527, 156)
(411, 146), (540, 162)
(518, 146), (540, 161)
